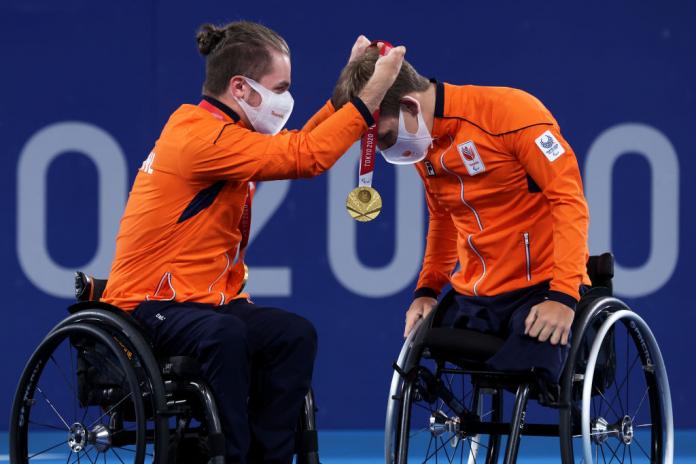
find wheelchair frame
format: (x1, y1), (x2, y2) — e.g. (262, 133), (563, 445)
(385, 255), (674, 464)
(9, 277), (321, 464)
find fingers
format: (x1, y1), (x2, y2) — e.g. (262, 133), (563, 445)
(348, 35), (371, 63)
(383, 45), (406, 60)
(403, 311), (421, 338)
(560, 328), (570, 346)
(524, 306), (538, 335)
(548, 325), (562, 345)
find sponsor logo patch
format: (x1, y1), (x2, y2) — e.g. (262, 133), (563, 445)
(457, 141), (486, 176)
(424, 160), (436, 177)
(535, 130), (566, 162)
(140, 151), (156, 174)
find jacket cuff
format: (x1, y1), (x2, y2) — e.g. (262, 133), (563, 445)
(350, 96), (375, 127)
(414, 287), (439, 300)
(547, 290), (579, 310)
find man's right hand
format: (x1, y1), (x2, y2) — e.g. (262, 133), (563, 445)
(404, 296), (437, 338)
(358, 45), (405, 114)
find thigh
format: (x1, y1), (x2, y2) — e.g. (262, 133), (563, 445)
(133, 300), (246, 357)
(218, 299), (316, 358)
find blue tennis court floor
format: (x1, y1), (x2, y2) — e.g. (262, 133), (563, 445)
(2, 430), (695, 462)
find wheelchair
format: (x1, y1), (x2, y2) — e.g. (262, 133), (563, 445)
(385, 254), (674, 463)
(10, 273), (320, 464)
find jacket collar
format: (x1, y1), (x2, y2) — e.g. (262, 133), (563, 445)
(201, 95), (241, 123)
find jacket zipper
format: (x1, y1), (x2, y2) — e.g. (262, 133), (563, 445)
(467, 235), (486, 296)
(438, 136), (486, 294)
(439, 137), (483, 231)
(523, 232), (531, 281)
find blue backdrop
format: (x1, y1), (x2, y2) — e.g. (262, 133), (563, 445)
(1, 0), (694, 429)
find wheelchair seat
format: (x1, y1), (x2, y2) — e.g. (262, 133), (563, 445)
(422, 327), (504, 365)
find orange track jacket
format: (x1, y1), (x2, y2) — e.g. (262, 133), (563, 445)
(414, 82), (590, 308)
(102, 96), (372, 310)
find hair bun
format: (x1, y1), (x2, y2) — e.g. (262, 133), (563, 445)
(196, 24), (225, 56)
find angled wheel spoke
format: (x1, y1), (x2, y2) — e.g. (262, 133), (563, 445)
(632, 437), (651, 461)
(422, 433), (435, 464)
(36, 386), (71, 429)
(28, 439), (68, 459)
(438, 435), (453, 463)
(111, 448), (127, 464)
(29, 420), (68, 431)
(604, 440), (622, 463)
(82, 447), (96, 464)
(88, 393), (132, 428)
(606, 353), (641, 414)
(595, 387), (622, 421)
(424, 434), (454, 461)
(631, 387), (650, 422)
(411, 426), (431, 439)
(50, 354), (80, 402)
(466, 436), (489, 451)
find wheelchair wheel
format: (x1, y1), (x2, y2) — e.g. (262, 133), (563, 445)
(10, 323), (150, 463)
(386, 323), (502, 463)
(559, 301), (674, 463)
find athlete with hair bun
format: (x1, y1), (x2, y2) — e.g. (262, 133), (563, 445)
(101, 22), (405, 463)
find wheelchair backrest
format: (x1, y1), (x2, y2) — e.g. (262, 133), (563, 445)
(75, 271), (108, 302)
(586, 252), (614, 293)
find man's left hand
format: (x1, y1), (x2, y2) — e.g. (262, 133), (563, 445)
(524, 300), (575, 345)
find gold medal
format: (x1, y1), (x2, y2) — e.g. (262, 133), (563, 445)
(346, 186), (382, 222)
(234, 264), (249, 295)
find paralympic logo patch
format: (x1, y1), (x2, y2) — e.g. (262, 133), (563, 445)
(457, 140), (486, 176)
(535, 130), (566, 162)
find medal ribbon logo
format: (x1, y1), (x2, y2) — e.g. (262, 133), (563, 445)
(346, 40), (393, 222)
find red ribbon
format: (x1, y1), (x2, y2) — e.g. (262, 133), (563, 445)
(198, 100), (254, 287)
(357, 41), (393, 187)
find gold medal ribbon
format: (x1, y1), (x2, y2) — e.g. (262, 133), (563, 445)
(346, 41), (393, 222)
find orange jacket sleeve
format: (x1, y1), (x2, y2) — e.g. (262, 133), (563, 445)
(301, 100), (335, 131)
(415, 183), (459, 298)
(180, 99), (371, 182)
(506, 125), (589, 305)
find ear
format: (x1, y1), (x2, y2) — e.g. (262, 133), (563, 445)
(400, 97), (420, 117)
(228, 76), (247, 98)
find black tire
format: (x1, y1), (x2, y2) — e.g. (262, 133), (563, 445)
(559, 299), (671, 463)
(10, 323), (148, 463)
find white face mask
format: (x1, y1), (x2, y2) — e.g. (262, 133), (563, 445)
(235, 77), (294, 135)
(379, 97), (433, 165)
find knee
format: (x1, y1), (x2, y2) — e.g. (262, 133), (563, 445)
(285, 314), (318, 353)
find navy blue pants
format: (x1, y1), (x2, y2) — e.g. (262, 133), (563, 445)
(438, 282), (578, 383)
(132, 299), (317, 464)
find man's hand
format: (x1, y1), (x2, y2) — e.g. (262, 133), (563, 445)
(524, 300), (575, 345)
(348, 35), (372, 63)
(358, 45), (405, 113)
(404, 296), (437, 338)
